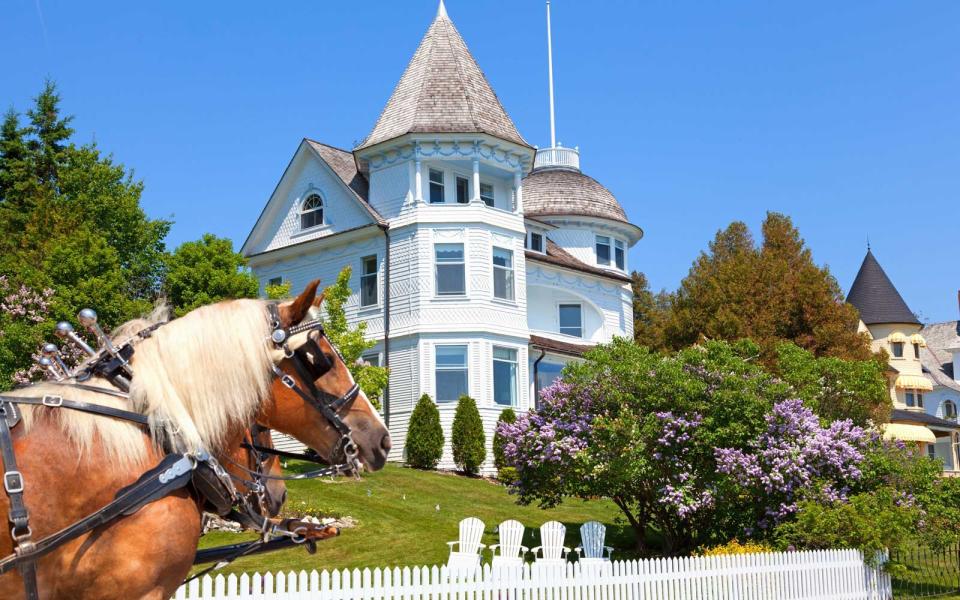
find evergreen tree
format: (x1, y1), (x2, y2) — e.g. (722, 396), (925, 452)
(631, 271), (671, 351)
(665, 213), (871, 362)
(451, 395), (486, 475)
(163, 233), (259, 316)
(493, 407), (516, 471)
(405, 394), (444, 469)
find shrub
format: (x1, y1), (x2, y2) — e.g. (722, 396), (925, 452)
(493, 408), (516, 470)
(452, 395), (486, 475)
(697, 539), (774, 556)
(405, 394), (443, 469)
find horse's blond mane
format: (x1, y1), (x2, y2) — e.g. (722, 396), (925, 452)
(10, 298), (274, 465)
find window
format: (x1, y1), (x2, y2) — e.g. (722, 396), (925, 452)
(493, 346), (518, 406)
(615, 240), (625, 270)
(429, 169), (445, 203)
(361, 352), (380, 367)
(906, 390), (924, 408)
(535, 362), (564, 408)
(944, 400), (957, 420)
(360, 255), (378, 307)
(456, 176), (470, 204)
(596, 236), (611, 266)
(528, 232), (544, 253)
(300, 193), (323, 229)
(492, 247), (514, 301)
(559, 303), (583, 338)
(928, 444), (937, 459)
(914, 343), (921, 358)
(891, 342), (904, 358)
(435, 243), (465, 295)
(435, 345), (468, 402)
(267, 277), (282, 287)
(480, 183), (495, 207)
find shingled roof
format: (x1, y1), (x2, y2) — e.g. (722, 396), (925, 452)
(306, 140), (384, 225)
(523, 167), (630, 224)
(921, 320), (960, 392)
(846, 249), (919, 325)
(356, 1), (528, 151)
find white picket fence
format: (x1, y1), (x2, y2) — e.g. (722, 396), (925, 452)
(174, 549), (891, 600)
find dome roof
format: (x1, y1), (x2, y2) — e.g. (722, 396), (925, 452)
(523, 167), (629, 224)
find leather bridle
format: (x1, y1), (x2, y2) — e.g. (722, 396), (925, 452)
(266, 303), (362, 475)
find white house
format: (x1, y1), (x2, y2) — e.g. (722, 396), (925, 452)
(919, 295), (960, 473)
(241, 2), (642, 471)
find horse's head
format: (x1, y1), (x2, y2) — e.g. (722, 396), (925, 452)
(222, 426), (287, 517)
(261, 281), (391, 472)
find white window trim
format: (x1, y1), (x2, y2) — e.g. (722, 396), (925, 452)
(359, 254), (380, 309)
(428, 168), (446, 204)
(434, 344), (470, 402)
(492, 246), (515, 304)
(595, 235), (612, 267)
(492, 345), (519, 407)
(454, 172), (472, 205)
(557, 301), (584, 339)
(479, 181), (496, 207)
(299, 191), (326, 231)
(434, 242), (467, 298)
(527, 231), (545, 254)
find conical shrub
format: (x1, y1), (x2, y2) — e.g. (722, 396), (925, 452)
(452, 395), (486, 475)
(405, 393), (443, 469)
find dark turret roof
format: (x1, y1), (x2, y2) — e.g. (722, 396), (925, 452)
(356, 2), (528, 151)
(846, 250), (919, 325)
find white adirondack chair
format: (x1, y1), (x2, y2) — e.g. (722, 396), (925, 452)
(446, 517), (486, 572)
(489, 519), (528, 568)
(574, 521), (614, 562)
(531, 520), (570, 575)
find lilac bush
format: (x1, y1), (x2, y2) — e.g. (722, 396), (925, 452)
(715, 398), (868, 529)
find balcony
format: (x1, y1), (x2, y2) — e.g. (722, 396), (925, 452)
(534, 145), (580, 171)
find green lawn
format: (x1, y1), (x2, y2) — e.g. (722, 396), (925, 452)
(196, 462), (627, 574)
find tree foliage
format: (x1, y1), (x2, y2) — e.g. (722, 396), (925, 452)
(631, 271), (671, 351)
(493, 407), (517, 471)
(663, 213), (871, 362)
(405, 394), (444, 469)
(451, 395), (486, 476)
(163, 233), (259, 316)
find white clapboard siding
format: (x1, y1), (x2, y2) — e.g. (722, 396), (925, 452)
(173, 548), (892, 599)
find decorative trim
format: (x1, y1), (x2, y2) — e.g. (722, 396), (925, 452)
(368, 139), (528, 171)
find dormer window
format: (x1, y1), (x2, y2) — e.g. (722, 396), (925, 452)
(527, 232), (544, 253)
(615, 240), (625, 270)
(596, 236), (611, 266)
(944, 400), (957, 420)
(429, 169), (445, 203)
(300, 193), (324, 229)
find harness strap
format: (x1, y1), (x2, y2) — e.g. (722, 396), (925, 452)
(0, 395), (149, 426)
(0, 454), (195, 577)
(0, 403), (38, 600)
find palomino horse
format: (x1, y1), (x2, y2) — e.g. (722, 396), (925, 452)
(219, 425), (287, 519)
(0, 281), (390, 599)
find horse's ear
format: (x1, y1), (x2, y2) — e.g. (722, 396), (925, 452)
(279, 280), (320, 326)
(311, 291), (326, 309)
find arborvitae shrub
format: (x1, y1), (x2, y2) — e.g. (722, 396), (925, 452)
(405, 393), (443, 469)
(493, 408), (517, 470)
(451, 395), (486, 475)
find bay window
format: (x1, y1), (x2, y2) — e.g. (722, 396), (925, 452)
(429, 169), (445, 203)
(480, 183), (495, 207)
(435, 345), (468, 402)
(435, 243), (465, 295)
(493, 346), (517, 406)
(615, 240), (625, 270)
(596, 236), (611, 266)
(492, 247), (514, 301)
(456, 176), (470, 204)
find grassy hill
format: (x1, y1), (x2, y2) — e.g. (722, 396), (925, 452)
(198, 462), (627, 574)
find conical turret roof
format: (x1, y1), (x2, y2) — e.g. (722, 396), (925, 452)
(355, 1), (528, 151)
(846, 249), (919, 325)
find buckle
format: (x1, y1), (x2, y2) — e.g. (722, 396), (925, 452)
(4, 470), (24, 494)
(11, 525), (32, 543)
(42, 395), (63, 407)
(280, 374), (296, 389)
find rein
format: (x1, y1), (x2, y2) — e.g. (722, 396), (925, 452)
(0, 302), (362, 598)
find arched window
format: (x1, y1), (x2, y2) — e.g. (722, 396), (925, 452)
(300, 193), (323, 229)
(944, 400), (957, 420)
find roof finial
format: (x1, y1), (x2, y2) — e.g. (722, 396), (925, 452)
(546, 0), (557, 148)
(436, 0), (449, 20)
(866, 236), (871, 252)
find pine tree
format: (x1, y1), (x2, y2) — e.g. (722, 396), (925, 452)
(451, 395), (486, 475)
(631, 271), (671, 351)
(405, 394), (444, 469)
(665, 213), (871, 362)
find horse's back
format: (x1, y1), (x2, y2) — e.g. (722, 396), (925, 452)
(0, 418), (201, 599)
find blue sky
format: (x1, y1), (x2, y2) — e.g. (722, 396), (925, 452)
(3, 1), (958, 322)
